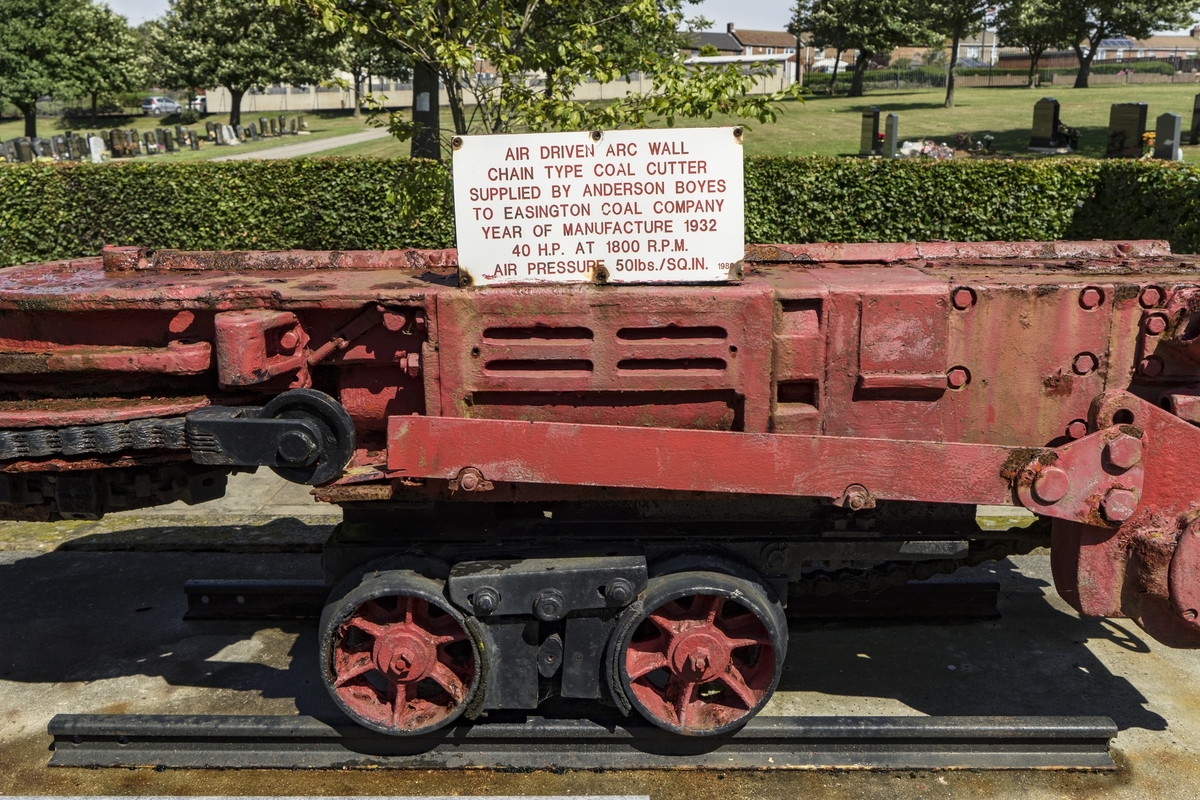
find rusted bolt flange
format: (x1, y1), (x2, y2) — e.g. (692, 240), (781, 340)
(951, 287), (976, 310)
(1101, 488), (1138, 523)
(473, 586), (500, 615)
(837, 484), (875, 511)
(1145, 314), (1168, 335)
(452, 467), (494, 493)
(1079, 287), (1104, 310)
(1104, 433), (1142, 471)
(1072, 352), (1098, 375)
(1033, 466), (1070, 504)
(534, 589), (566, 621)
(1139, 356), (1164, 377)
(1066, 419), (1089, 440)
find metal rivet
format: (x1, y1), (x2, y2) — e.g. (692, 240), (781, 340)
(947, 367), (970, 389)
(1140, 286), (1164, 308)
(1079, 287), (1103, 310)
(1033, 467), (1070, 504)
(1140, 356), (1164, 377)
(1145, 314), (1168, 335)
(1072, 353), (1098, 375)
(1066, 420), (1089, 440)
(951, 287), (976, 310)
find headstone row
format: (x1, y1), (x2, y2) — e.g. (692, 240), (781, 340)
(858, 107), (900, 158)
(2, 125), (208, 164)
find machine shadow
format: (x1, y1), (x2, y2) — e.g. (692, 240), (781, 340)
(776, 557), (1165, 732)
(0, 548), (1166, 732)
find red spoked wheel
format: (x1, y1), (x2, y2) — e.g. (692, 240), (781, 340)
(320, 570), (479, 735)
(615, 570), (786, 736)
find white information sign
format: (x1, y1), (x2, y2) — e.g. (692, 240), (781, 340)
(452, 128), (744, 286)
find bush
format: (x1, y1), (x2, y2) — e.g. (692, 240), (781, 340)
(2, 157), (1200, 268)
(177, 109), (201, 125)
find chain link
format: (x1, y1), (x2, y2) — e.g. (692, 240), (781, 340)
(0, 417), (187, 460)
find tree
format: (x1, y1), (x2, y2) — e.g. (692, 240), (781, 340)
(919, 0), (988, 108)
(0, 0), (91, 137)
(1058, 0), (1196, 88)
(75, 4), (146, 127)
(276, 0), (797, 148)
(340, 29), (411, 119)
(153, 0), (340, 127)
(791, 0), (933, 97)
(996, 0), (1071, 87)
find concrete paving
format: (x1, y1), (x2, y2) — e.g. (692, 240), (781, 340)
(209, 128), (391, 161)
(2, 476), (1200, 797)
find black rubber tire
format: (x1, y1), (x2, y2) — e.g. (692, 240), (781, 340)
(261, 388), (354, 485)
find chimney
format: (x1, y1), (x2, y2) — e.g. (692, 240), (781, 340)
(727, 22), (736, 34)
(1192, 24), (1200, 39)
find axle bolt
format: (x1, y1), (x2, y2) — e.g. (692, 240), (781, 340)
(1033, 466), (1070, 504)
(534, 589), (566, 621)
(277, 430), (316, 463)
(1140, 286), (1164, 308)
(473, 586), (500, 615)
(951, 287), (976, 310)
(1145, 314), (1168, 335)
(1140, 356), (1164, 377)
(1101, 488), (1138, 523)
(1104, 434), (1142, 471)
(605, 578), (635, 605)
(1079, 287), (1103, 310)
(1066, 419), (1089, 439)
(947, 367), (970, 389)
(279, 329), (300, 352)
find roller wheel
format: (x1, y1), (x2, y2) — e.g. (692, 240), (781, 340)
(319, 569), (479, 735)
(261, 388), (354, 485)
(614, 570), (786, 736)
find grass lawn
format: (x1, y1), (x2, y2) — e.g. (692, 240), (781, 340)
(315, 84), (1200, 164)
(0, 110), (378, 163)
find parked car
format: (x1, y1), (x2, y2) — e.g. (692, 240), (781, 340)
(141, 96), (182, 116)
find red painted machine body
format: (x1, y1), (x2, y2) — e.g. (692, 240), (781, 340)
(4, 240), (1200, 648)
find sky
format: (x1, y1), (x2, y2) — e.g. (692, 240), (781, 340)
(103, 0), (1190, 35)
(106, 0), (796, 28)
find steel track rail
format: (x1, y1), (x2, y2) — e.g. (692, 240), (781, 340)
(47, 713), (1117, 770)
(182, 579), (1002, 621)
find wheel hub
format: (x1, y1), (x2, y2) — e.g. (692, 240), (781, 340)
(373, 629), (436, 681)
(668, 629), (730, 682)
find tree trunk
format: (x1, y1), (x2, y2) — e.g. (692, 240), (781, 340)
(16, 101), (37, 138)
(412, 60), (441, 159)
(848, 51), (871, 97)
(445, 74), (468, 136)
(353, 68), (363, 118)
(830, 49), (842, 95)
(227, 86), (246, 127)
(91, 91), (99, 127)
(944, 29), (961, 108)
(1073, 38), (1100, 89)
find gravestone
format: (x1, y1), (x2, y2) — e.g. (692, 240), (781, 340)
(128, 130), (141, 155)
(1028, 97), (1064, 150)
(288, 117), (298, 134)
(188, 129), (200, 150)
(1154, 112), (1183, 161)
(259, 117), (270, 136)
(297, 114), (306, 130)
(248, 123), (260, 140)
(205, 121), (217, 142)
(164, 130), (177, 152)
(269, 118), (278, 136)
(1106, 102), (1148, 158)
(859, 107), (880, 156)
(278, 115), (286, 135)
(66, 135), (81, 160)
(155, 128), (167, 150)
(51, 136), (68, 159)
(14, 139), (34, 163)
(1191, 93), (1200, 146)
(222, 125), (237, 144)
(883, 113), (899, 158)
(29, 138), (49, 158)
(0, 141), (7, 162)
(144, 132), (157, 154)
(234, 124), (245, 141)
(87, 135), (104, 164)
(107, 130), (122, 157)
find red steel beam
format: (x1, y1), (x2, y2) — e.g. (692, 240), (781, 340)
(386, 416), (1028, 506)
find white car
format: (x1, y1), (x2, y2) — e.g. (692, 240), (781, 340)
(141, 96), (182, 116)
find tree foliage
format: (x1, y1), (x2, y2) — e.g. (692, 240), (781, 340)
(918, 0), (988, 108)
(1057, 0), (1196, 87)
(996, 0), (1072, 87)
(152, 0), (341, 126)
(275, 0), (799, 144)
(74, 4), (148, 125)
(790, 0), (934, 97)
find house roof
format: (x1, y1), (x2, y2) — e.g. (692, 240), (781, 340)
(685, 32), (744, 53)
(1134, 34), (1200, 50)
(731, 29), (798, 48)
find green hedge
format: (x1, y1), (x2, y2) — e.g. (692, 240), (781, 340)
(2, 157), (1200, 268)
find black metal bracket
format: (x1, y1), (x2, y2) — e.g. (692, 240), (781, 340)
(186, 406), (323, 468)
(446, 555), (648, 620)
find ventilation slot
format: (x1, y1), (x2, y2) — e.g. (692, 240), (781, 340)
(617, 358), (727, 371)
(777, 380), (818, 407)
(485, 359), (594, 372)
(484, 326), (594, 340)
(617, 326), (727, 340)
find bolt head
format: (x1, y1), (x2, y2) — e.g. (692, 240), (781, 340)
(459, 471), (480, 491)
(1101, 488), (1138, 523)
(473, 586), (500, 614)
(1072, 353), (1098, 375)
(1140, 286), (1164, 308)
(1079, 287), (1103, 310)
(279, 329), (300, 352)
(1066, 420), (1089, 439)
(951, 287), (975, 310)
(277, 430), (316, 463)
(1033, 466), (1071, 504)
(1104, 434), (1142, 470)
(765, 549), (786, 570)
(1145, 314), (1168, 335)
(605, 578), (635, 605)
(947, 367), (970, 389)
(534, 589), (565, 621)
(1139, 356), (1164, 377)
